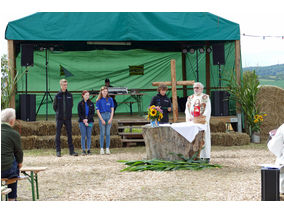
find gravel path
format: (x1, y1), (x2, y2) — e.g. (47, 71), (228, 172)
(17, 144), (278, 201)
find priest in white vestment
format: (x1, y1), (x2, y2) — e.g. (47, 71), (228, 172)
(185, 82), (211, 161)
(267, 123), (284, 194)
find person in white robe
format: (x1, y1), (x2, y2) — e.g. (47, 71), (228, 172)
(267, 123), (284, 194)
(185, 82), (211, 161)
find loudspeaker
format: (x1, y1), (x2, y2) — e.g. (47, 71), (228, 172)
(21, 44), (34, 67)
(211, 91), (229, 116)
(212, 43), (225, 65)
(19, 94), (36, 121)
(261, 168), (280, 201)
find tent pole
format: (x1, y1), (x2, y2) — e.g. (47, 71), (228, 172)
(205, 42), (211, 95)
(182, 52), (187, 97)
(235, 40), (242, 132)
(7, 40), (16, 109)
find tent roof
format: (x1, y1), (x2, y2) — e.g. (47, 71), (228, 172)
(5, 12), (240, 41)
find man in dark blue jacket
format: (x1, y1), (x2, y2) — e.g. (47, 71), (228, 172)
(53, 79), (78, 157)
(150, 84), (172, 124)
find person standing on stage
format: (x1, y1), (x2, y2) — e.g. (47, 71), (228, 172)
(78, 90), (95, 155)
(185, 82), (211, 162)
(96, 86), (114, 155)
(105, 78), (117, 112)
(53, 79), (78, 157)
(150, 84), (172, 124)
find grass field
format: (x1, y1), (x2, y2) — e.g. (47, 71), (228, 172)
(259, 79), (284, 89)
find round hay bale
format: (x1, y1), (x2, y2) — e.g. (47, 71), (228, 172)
(257, 86), (284, 142)
(211, 132), (250, 146)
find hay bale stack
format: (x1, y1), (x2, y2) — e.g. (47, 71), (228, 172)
(211, 132), (250, 146)
(210, 120), (226, 133)
(13, 120), (39, 136)
(37, 121), (57, 136)
(257, 86), (284, 142)
(93, 135), (122, 148)
(92, 120), (118, 135)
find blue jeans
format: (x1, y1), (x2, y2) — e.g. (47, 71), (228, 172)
(99, 112), (112, 148)
(1, 160), (19, 199)
(79, 122), (93, 151)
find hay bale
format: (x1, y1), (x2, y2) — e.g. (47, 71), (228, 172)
(94, 135), (122, 148)
(211, 132), (250, 146)
(210, 120), (226, 133)
(93, 120), (118, 135)
(257, 86), (284, 142)
(13, 120), (39, 136)
(37, 121), (57, 136)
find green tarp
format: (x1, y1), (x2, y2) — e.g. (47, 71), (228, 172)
(15, 44), (238, 115)
(6, 12), (240, 41)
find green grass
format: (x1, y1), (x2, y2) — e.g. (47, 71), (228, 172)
(124, 128), (143, 133)
(259, 79), (284, 89)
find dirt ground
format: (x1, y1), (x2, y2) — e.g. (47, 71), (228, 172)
(16, 143), (280, 201)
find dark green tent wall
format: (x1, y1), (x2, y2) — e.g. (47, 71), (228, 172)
(5, 12), (241, 116)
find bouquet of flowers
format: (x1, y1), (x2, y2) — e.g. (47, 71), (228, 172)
(146, 105), (163, 126)
(251, 113), (267, 132)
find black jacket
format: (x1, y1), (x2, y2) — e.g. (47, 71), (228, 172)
(150, 93), (172, 123)
(77, 99), (95, 123)
(53, 90), (73, 120)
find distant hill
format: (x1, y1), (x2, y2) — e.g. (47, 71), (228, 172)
(243, 64), (284, 88)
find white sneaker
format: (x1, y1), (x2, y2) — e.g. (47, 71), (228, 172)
(100, 148), (104, 155)
(106, 148), (111, 155)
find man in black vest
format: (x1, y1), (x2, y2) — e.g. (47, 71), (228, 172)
(53, 79), (78, 157)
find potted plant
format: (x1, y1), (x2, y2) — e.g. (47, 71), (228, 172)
(225, 70), (266, 142)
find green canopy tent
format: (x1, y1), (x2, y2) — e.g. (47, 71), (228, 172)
(5, 12), (242, 125)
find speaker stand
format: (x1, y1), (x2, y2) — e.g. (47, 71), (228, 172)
(36, 48), (53, 120)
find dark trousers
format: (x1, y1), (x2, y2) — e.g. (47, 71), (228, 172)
(55, 119), (74, 153)
(1, 160), (19, 199)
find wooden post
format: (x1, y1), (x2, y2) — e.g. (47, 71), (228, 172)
(235, 40), (242, 132)
(171, 60), (178, 123)
(7, 40), (16, 109)
(205, 43), (211, 95)
(182, 52), (187, 97)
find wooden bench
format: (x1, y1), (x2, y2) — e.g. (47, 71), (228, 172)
(1, 176), (28, 201)
(20, 167), (47, 201)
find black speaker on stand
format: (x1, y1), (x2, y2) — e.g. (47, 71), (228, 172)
(212, 43), (225, 88)
(20, 44), (35, 121)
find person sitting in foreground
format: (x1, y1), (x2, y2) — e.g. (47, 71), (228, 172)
(1, 108), (23, 201)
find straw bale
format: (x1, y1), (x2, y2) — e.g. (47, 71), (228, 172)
(13, 120), (39, 136)
(37, 121), (57, 136)
(211, 132), (250, 146)
(210, 120), (226, 133)
(93, 135), (122, 148)
(93, 121), (118, 135)
(256, 86), (284, 142)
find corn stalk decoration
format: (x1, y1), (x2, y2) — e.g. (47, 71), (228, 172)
(1, 54), (24, 109)
(118, 152), (222, 172)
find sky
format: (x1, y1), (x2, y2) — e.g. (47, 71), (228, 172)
(1, 0), (284, 68)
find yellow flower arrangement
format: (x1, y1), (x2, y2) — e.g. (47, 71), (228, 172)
(251, 113), (267, 132)
(146, 105), (163, 122)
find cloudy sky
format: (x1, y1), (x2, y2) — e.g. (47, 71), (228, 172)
(1, 0), (284, 67)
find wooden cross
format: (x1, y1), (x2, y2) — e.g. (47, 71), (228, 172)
(152, 59), (195, 123)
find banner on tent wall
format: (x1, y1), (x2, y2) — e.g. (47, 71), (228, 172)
(129, 65), (144, 76)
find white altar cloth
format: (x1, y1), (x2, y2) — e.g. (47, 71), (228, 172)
(159, 122), (206, 143)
